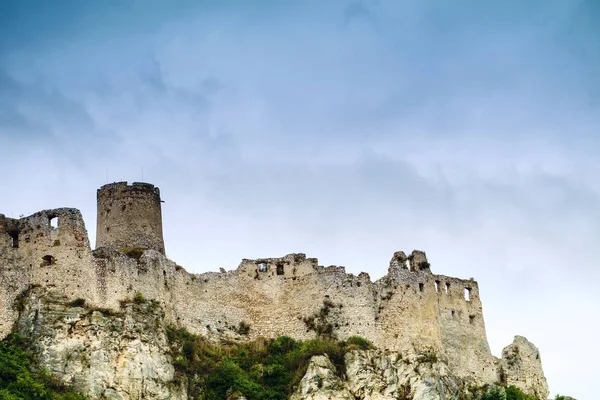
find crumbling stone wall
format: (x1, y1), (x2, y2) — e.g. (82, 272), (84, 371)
(0, 209), (99, 338)
(74, 247), (496, 386)
(0, 184), (514, 389)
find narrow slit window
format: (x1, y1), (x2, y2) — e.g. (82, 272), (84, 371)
(445, 282), (451, 294)
(464, 287), (471, 301)
(9, 231), (19, 248)
(419, 283), (424, 292)
(469, 315), (475, 324)
(434, 280), (440, 293)
(276, 264), (284, 276)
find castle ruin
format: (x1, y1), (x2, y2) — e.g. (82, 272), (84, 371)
(0, 182), (506, 387)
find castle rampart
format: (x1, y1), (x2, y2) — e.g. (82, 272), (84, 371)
(0, 183), (500, 387)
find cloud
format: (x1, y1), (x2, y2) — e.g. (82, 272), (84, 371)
(0, 1), (599, 398)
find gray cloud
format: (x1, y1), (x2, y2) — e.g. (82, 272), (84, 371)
(0, 1), (598, 397)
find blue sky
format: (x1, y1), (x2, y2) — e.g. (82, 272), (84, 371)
(1, 1), (599, 398)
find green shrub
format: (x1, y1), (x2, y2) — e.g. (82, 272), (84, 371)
(235, 321), (251, 336)
(165, 327), (372, 400)
(0, 334), (87, 399)
(302, 299), (341, 339)
(345, 336), (375, 350)
(133, 292), (145, 304)
(505, 386), (538, 400)
(481, 386), (506, 400)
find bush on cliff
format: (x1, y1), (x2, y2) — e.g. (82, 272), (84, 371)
(505, 386), (539, 400)
(479, 385), (540, 400)
(166, 327), (374, 400)
(0, 334), (86, 400)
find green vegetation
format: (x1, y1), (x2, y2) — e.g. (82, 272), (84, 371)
(302, 298), (342, 339)
(133, 291), (145, 304)
(123, 247), (144, 260)
(166, 326), (374, 400)
(479, 385), (540, 400)
(505, 386), (539, 400)
(0, 334), (87, 400)
(234, 321), (251, 336)
(344, 336), (375, 350)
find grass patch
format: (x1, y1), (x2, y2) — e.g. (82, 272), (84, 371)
(344, 336), (375, 350)
(133, 292), (145, 304)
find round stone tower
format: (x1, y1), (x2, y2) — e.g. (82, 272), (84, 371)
(96, 182), (165, 255)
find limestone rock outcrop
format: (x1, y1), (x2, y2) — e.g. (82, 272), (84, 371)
(292, 350), (474, 400)
(15, 287), (186, 400)
(291, 355), (354, 400)
(499, 336), (549, 400)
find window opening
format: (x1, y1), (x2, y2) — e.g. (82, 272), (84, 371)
(469, 315), (475, 324)
(419, 283), (424, 292)
(258, 263), (267, 272)
(434, 280), (440, 293)
(464, 287), (471, 301)
(9, 231), (19, 248)
(276, 264), (284, 276)
(42, 255), (55, 266)
(49, 217), (58, 230)
(445, 282), (450, 294)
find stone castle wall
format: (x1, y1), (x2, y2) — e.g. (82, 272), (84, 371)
(0, 183), (499, 387)
(0, 209), (99, 338)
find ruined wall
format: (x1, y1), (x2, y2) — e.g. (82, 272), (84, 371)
(0, 182), (501, 388)
(96, 182), (165, 255)
(80, 247), (496, 386)
(0, 209), (99, 338)
(434, 274), (497, 383)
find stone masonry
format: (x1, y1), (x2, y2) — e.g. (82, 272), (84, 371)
(0, 182), (544, 390)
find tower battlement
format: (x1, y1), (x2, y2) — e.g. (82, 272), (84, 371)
(96, 182), (165, 255)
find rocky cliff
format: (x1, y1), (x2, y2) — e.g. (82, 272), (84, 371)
(6, 286), (548, 400)
(14, 287), (186, 400)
